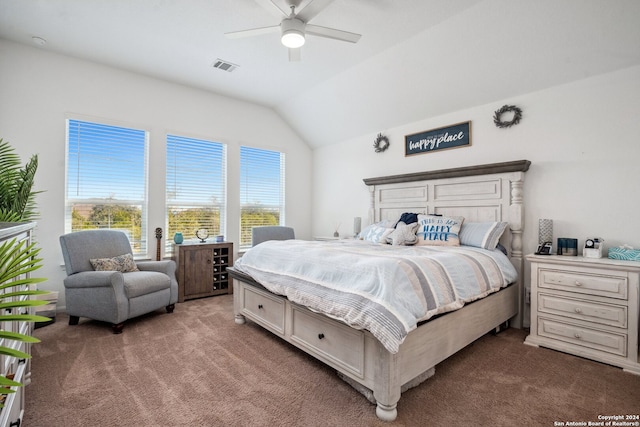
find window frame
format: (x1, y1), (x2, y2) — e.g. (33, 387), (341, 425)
(165, 134), (228, 255)
(64, 117), (149, 256)
(239, 145), (286, 249)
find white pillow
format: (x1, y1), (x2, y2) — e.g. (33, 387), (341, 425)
(459, 221), (508, 249)
(386, 222), (419, 246)
(415, 215), (464, 246)
(360, 224), (393, 243)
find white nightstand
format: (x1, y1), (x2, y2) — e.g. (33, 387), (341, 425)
(525, 254), (640, 375)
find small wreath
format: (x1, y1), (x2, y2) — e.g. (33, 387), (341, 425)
(373, 133), (390, 153)
(493, 105), (522, 128)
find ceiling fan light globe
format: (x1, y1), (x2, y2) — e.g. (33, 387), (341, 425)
(281, 30), (305, 48)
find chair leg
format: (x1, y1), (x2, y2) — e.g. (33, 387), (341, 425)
(112, 323), (125, 334)
(166, 304), (175, 313)
(69, 315), (79, 325)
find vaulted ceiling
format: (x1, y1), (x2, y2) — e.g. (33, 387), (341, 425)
(1, 0), (639, 148)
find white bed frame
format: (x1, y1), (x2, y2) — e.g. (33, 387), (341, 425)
(230, 160), (530, 422)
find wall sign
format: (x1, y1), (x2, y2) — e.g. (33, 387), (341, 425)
(405, 121), (471, 156)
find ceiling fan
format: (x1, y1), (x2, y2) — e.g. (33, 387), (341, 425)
(225, 0), (362, 61)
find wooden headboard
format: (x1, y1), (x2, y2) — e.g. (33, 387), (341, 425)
(363, 160), (531, 327)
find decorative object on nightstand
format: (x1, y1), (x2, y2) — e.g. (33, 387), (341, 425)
(195, 228), (209, 243)
(608, 245), (640, 261)
(583, 237), (604, 258)
(353, 217), (361, 238)
(556, 238), (578, 256)
(536, 218), (553, 255)
(525, 254), (640, 375)
(172, 241), (233, 302)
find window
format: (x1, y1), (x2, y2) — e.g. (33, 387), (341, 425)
(239, 146), (285, 248)
(65, 119), (148, 254)
(166, 135), (226, 254)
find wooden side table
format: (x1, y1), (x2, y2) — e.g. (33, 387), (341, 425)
(172, 241), (233, 302)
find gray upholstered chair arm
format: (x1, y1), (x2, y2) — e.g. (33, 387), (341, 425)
(63, 271), (123, 289)
(136, 260), (176, 275)
(136, 260), (179, 304)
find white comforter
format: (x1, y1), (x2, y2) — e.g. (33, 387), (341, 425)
(233, 239), (517, 354)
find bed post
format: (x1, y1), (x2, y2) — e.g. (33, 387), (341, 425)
(509, 174), (525, 328)
(368, 185), (376, 225)
(373, 344), (401, 422)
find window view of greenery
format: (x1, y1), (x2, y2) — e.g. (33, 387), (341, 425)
(166, 135), (225, 253)
(71, 203), (143, 251)
(66, 122), (286, 255)
(66, 119), (148, 255)
(239, 146), (285, 248)
(239, 207), (280, 246)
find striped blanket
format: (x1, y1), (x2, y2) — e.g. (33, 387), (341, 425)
(233, 239), (517, 354)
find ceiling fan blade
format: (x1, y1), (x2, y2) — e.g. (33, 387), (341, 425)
(296, 0), (336, 23)
(288, 48), (301, 62)
(306, 24), (361, 43)
(224, 25), (280, 39)
(253, 0), (289, 18)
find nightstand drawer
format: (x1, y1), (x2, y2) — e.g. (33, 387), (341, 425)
(242, 286), (285, 335)
(539, 269), (627, 300)
(538, 293), (627, 328)
(538, 317), (627, 356)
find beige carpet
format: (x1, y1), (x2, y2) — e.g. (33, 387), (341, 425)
(25, 295), (640, 426)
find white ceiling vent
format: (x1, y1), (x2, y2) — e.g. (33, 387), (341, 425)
(212, 59), (238, 73)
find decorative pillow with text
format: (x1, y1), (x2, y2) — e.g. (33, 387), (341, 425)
(415, 215), (464, 246)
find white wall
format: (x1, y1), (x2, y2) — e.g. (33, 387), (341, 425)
(312, 65), (640, 299)
(0, 40), (312, 307)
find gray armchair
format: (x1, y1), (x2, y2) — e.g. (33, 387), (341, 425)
(59, 229), (178, 333)
(251, 226), (295, 246)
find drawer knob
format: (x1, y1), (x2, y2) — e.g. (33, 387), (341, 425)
(574, 332), (582, 339)
(318, 333), (325, 340)
(258, 304), (263, 309)
(574, 308), (582, 314)
(574, 281), (582, 287)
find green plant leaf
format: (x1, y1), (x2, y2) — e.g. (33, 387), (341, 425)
(0, 314), (51, 323)
(0, 331), (41, 343)
(0, 376), (22, 388)
(1, 289), (50, 298)
(0, 347), (31, 359)
(0, 299), (49, 310)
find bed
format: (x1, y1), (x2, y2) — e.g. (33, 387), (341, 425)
(229, 160), (530, 421)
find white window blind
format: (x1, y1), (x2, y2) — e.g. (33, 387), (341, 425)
(65, 119), (148, 255)
(239, 146), (285, 248)
(166, 135), (226, 253)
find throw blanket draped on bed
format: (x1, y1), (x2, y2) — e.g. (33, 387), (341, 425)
(233, 240), (517, 354)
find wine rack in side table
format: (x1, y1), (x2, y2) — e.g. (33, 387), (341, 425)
(172, 241), (233, 302)
(524, 254), (640, 375)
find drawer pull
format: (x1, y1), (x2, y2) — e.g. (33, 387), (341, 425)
(258, 304), (263, 309)
(574, 332), (582, 339)
(574, 308), (582, 314)
(318, 333), (325, 340)
(574, 281), (582, 287)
